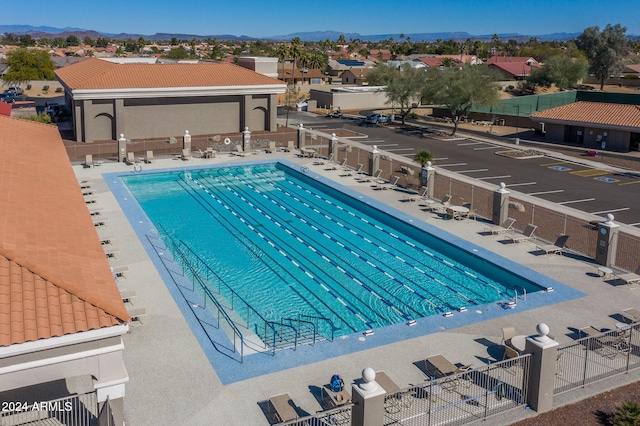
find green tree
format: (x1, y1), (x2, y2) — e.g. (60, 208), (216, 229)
(414, 150), (434, 167)
(367, 63), (426, 124)
(19, 34), (35, 47)
(275, 43), (290, 80)
(576, 24), (629, 90)
(2, 48), (55, 87)
(164, 46), (189, 59)
(83, 36), (95, 47)
(440, 57), (458, 68)
(543, 55), (589, 89)
(422, 65), (500, 136)
(66, 35), (80, 46)
(96, 37), (109, 48)
(289, 37), (303, 83)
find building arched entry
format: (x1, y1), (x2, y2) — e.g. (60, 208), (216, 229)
(93, 113), (115, 141)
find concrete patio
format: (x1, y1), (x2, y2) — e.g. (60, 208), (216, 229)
(74, 151), (640, 426)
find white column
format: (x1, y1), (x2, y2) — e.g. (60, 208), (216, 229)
(183, 130), (192, 153)
(493, 182), (510, 225)
(351, 368), (386, 426)
(525, 323), (559, 413)
(118, 134), (127, 162)
(242, 127), (251, 152)
(596, 214), (620, 267)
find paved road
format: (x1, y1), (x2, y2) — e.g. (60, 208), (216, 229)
(283, 112), (640, 226)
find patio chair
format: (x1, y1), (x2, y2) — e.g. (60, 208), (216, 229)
(128, 308), (147, 326)
(536, 235), (570, 256)
(622, 308), (640, 323)
(112, 266), (128, 280)
(144, 150), (154, 163)
(268, 393), (298, 423)
(374, 175), (399, 190)
(431, 194), (452, 213)
(614, 266), (640, 288)
(425, 354), (472, 390)
(84, 154), (93, 168)
(325, 158), (346, 171)
(406, 186), (428, 202)
(500, 326), (516, 348)
(505, 224), (537, 244)
(181, 148), (192, 160)
(267, 141), (277, 154)
(484, 217), (516, 236)
(126, 151), (137, 165)
(579, 326), (629, 359)
(120, 290), (137, 304)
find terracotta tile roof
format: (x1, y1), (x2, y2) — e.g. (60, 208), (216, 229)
(0, 116), (129, 347)
(530, 101), (640, 128)
(55, 57), (284, 90)
(415, 57), (444, 67)
(488, 62), (539, 77)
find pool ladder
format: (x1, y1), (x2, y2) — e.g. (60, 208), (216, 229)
(508, 287), (527, 304)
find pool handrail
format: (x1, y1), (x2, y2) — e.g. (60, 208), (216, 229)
(158, 223), (333, 352)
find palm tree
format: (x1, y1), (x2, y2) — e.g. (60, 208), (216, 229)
(275, 44), (290, 82)
(289, 37), (303, 84)
(414, 150), (434, 168)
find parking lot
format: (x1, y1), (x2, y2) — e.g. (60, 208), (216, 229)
(283, 112), (640, 226)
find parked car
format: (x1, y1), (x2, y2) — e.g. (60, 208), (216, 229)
(326, 111), (343, 118)
(0, 92), (15, 103)
(7, 87), (23, 96)
(365, 113), (392, 125)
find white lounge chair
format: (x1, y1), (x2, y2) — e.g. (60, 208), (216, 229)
(84, 154), (93, 168)
(128, 308), (147, 326)
(181, 148), (192, 160)
(145, 150), (155, 163)
(120, 290), (137, 305)
(615, 266), (640, 288)
(268, 394), (298, 423)
(537, 235), (570, 255)
(506, 224), (537, 244)
(231, 145), (247, 157)
(484, 217), (516, 236)
(406, 186), (429, 202)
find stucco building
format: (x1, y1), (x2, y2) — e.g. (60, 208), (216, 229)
(55, 58), (286, 143)
(0, 116), (131, 424)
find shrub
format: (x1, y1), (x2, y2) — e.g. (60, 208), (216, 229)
(43, 85), (50, 92)
(55, 87), (63, 93)
(623, 74), (639, 79)
(26, 84), (32, 90)
(614, 402), (640, 426)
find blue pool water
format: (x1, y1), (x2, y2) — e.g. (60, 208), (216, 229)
(121, 162), (546, 338)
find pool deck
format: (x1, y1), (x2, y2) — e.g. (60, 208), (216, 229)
(75, 153), (640, 426)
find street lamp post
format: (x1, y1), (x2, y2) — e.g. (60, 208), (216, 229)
(514, 104), (520, 145)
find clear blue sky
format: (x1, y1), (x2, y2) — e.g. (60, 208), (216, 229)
(2, 0), (639, 38)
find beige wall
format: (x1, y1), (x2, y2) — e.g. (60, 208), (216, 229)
(309, 89), (390, 111)
(76, 94), (278, 142)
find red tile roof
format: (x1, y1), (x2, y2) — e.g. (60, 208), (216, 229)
(488, 62), (539, 77)
(530, 101), (640, 128)
(0, 116), (129, 347)
(55, 57), (284, 90)
(486, 56), (538, 64)
(415, 57), (444, 67)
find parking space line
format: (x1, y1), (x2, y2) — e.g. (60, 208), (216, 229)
(473, 146), (502, 150)
(387, 148), (415, 151)
(590, 207), (630, 215)
(451, 169), (489, 174)
(456, 142), (485, 146)
(434, 157), (449, 161)
(526, 189), (565, 195)
(374, 144), (400, 147)
(359, 140), (386, 144)
(619, 181), (640, 186)
(628, 222), (640, 227)
(507, 182), (537, 187)
(557, 198), (596, 205)
(437, 163), (467, 167)
(589, 207), (630, 214)
(477, 175), (511, 180)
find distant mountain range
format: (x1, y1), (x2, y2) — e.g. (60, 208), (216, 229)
(0, 24), (605, 42)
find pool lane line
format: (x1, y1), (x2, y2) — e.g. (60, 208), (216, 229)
(192, 173), (394, 327)
(253, 168), (498, 303)
(249, 167), (497, 303)
(210, 169), (483, 309)
(231, 169), (479, 307)
(198, 170), (452, 318)
(175, 176), (360, 333)
(200, 170), (434, 320)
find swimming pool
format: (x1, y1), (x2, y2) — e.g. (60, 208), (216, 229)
(122, 162), (547, 339)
